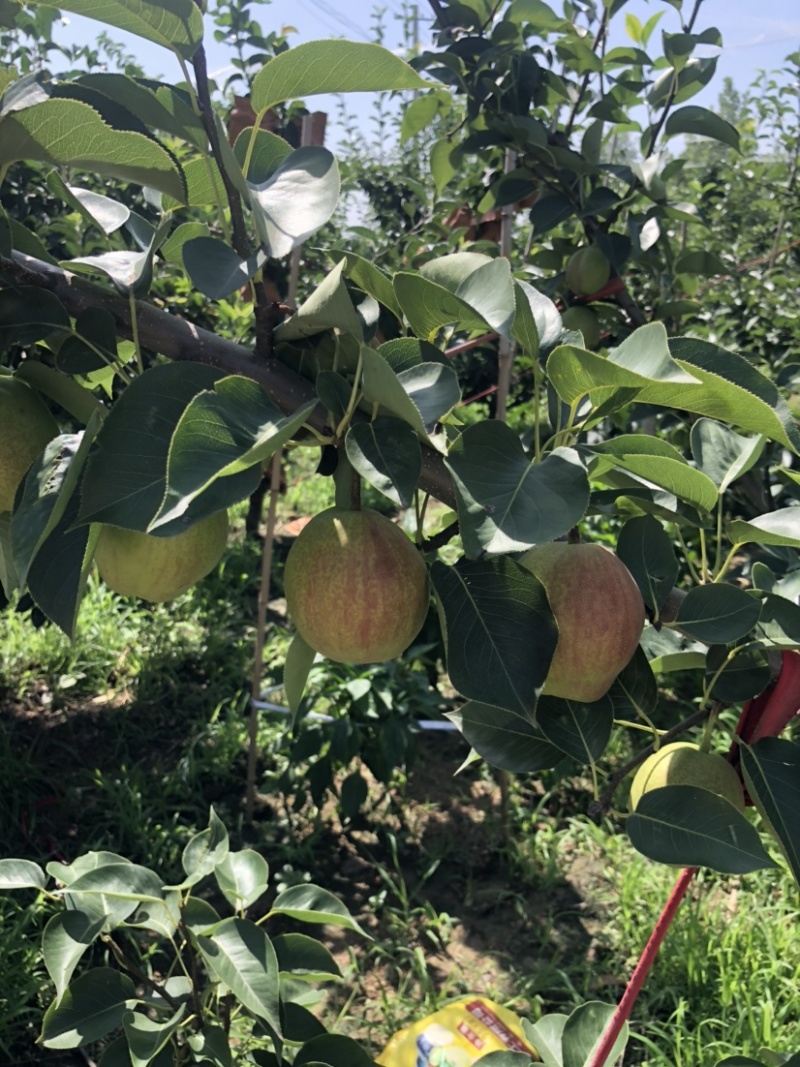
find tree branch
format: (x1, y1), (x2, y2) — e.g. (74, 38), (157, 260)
(2, 251), (459, 510)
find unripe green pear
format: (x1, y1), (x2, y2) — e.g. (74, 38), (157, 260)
(629, 741), (745, 812)
(561, 306), (601, 349)
(0, 378), (60, 512)
(519, 542), (644, 703)
(94, 510), (229, 603)
(284, 506), (429, 664)
(565, 245), (611, 297)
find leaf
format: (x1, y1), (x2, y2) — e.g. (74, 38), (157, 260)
(706, 645), (771, 703)
(174, 807), (229, 889)
(43, 910), (106, 1003)
(123, 1006), (185, 1067)
(0, 285), (70, 346)
(671, 584), (761, 644)
(452, 703), (561, 773)
(741, 738), (800, 887)
(215, 850), (270, 912)
(26, 493), (95, 638)
(251, 40), (431, 111)
(197, 918), (281, 1033)
(590, 435), (718, 513)
(12, 430), (95, 586)
(273, 933), (342, 982)
(536, 694), (614, 764)
(361, 346), (459, 439)
(474, 1055), (534, 1067)
(182, 237), (266, 300)
(562, 1002), (628, 1067)
(276, 259), (363, 341)
(58, 307), (120, 374)
(269, 884), (367, 936)
(615, 515), (678, 614)
(250, 147), (340, 259)
(345, 417), (421, 508)
(0, 858), (46, 889)
(153, 376), (315, 529)
(47, 173), (130, 234)
(627, 785), (777, 873)
(515, 280), (563, 355)
(294, 1034), (377, 1067)
(608, 646), (659, 719)
(453, 258), (516, 339)
(446, 423), (589, 556)
(523, 1014), (568, 1067)
(77, 73), (205, 147)
(430, 557), (558, 717)
(728, 508), (800, 550)
(65, 862), (164, 909)
(0, 99), (186, 201)
(25, 0), (204, 58)
(77, 362), (255, 533)
(665, 105), (740, 151)
(284, 633), (317, 718)
(690, 419), (765, 493)
(328, 249), (403, 321)
(41, 967), (137, 1049)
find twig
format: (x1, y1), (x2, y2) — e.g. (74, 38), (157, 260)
(421, 520), (460, 552)
(102, 935), (182, 1012)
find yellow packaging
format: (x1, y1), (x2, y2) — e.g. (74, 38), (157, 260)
(377, 996), (537, 1066)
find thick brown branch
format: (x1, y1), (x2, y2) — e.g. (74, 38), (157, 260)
(2, 251), (459, 510)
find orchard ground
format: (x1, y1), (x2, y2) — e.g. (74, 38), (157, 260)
(0, 466), (797, 1067)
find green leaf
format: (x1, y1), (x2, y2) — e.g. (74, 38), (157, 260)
(294, 1034), (377, 1067)
(627, 785), (777, 873)
(590, 435), (718, 513)
(160, 222), (211, 267)
(430, 138), (457, 197)
(0, 858), (46, 889)
(269, 884), (367, 936)
(187, 1026), (233, 1067)
(536, 694), (614, 763)
(233, 127), (293, 182)
(26, 493), (95, 638)
(400, 92), (443, 144)
(65, 862), (164, 911)
(447, 424), (589, 556)
(25, 0), (204, 58)
(671, 584), (761, 644)
(523, 1014), (567, 1067)
(273, 933), (342, 982)
(152, 375), (316, 529)
(197, 918), (281, 1033)
(12, 429), (95, 586)
(0, 285), (70, 346)
(450, 702), (561, 773)
(361, 346), (459, 438)
(123, 1005), (185, 1067)
(328, 249), (403, 322)
(284, 633), (317, 718)
(705, 645), (771, 703)
(276, 259), (363, 342)
(47, 172), (130, 234)
(516, 280), (563, 354)
(674, 249), (729, 277)
(41, 967), (137, 1049)
(43, 910), (106, 1003)
(250, 147), (340, 259)
(452, 258), (516, 339)
(0, 99), (186, 200)
(251, 40), (431, 111)
(182, 897), (223, 938)
(182, 237), (266, 300)
(728, 508), (800, 550)
(755, 595), (800, 649)
(608, 645), (659, 719)
(690, 419), (765, 493)
(14, 361), (104, 425)
(562, 1002), (628, 1067)
(741, 738), (800, 887)
(474, 1055), (533, 1067)
(58, 306), (120, 374)
(345, 417), (421, 508)
(175, 807), (229, 889)
(665, 105), (740, 151)
(615, 515), (678, 613)
(430, 557), (558, 717)
(215, 850), (270, 913)
(77, 362), (255, 533)
(506, 0), (566, 30)
(393, 271), (495, 340)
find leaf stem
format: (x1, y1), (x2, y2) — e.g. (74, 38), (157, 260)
(128, 291), (144, 376)
(713, 543), (742, 583)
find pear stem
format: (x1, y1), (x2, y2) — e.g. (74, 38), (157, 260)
(334, 450), (360, 510)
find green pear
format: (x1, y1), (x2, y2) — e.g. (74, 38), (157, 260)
(519, 542), (644, 703)
(284, 506), (429, 664)
(0, 378), (60, 512)
(561, 306), (601, 349)
(629, 741), (745, 812)
(94, 510), (229, 603)
(565, 245), (611, 296)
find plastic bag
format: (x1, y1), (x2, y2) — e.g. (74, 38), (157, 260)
(377, 996), (537, 1066)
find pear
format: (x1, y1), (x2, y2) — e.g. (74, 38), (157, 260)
(0, 378), (60, 512)
(629, 741), (745, 812)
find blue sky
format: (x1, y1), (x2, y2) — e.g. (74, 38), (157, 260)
(50, 0), (800, 141)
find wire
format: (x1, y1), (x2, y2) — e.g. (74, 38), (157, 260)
(303, 0), (372, 41)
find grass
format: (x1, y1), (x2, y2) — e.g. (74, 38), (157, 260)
(0, 482), (798, 1066)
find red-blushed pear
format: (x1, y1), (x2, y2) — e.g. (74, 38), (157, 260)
(284, 506), (429, 664)
(94, 510), (230, 603)
(0, 377), (60, 512)
(629, 741), (745, 812)
(519, 541), (644, 703)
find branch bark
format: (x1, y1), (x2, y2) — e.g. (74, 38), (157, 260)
(2, 251), (459, 510)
